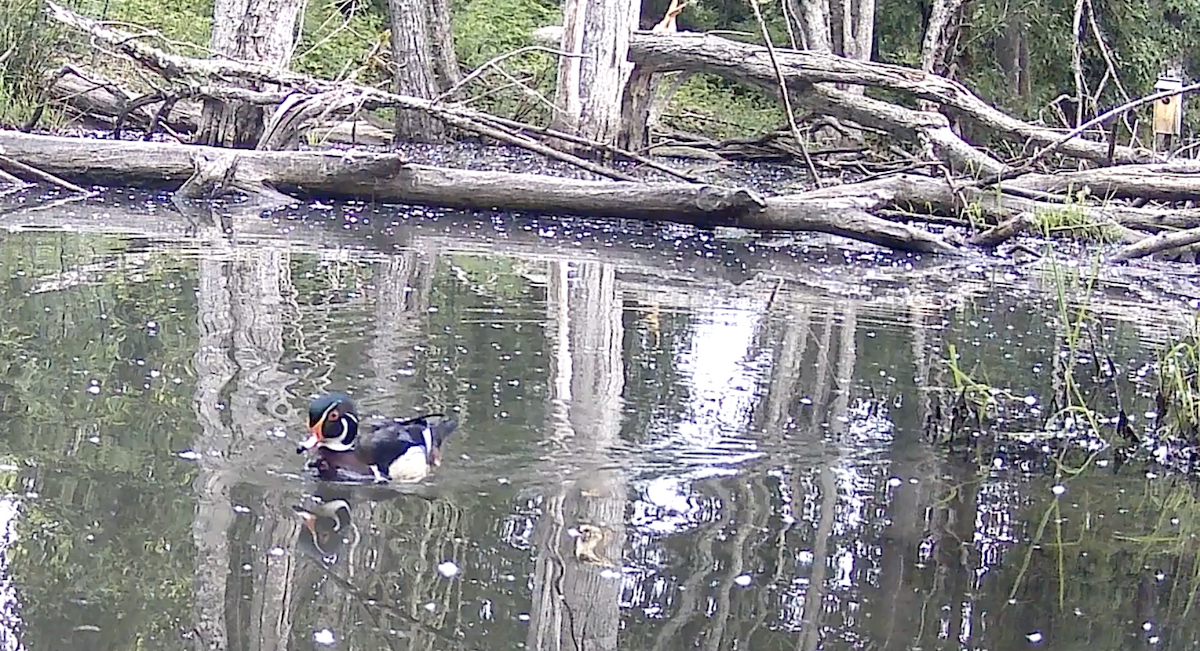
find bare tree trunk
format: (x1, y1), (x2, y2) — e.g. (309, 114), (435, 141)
(425, 0), (462, 89)
(551, 0), (639, 145)
(198, 0), (303, 148)
(388, 0), (459, 143)
(919, 0), (964, 73)
(997, 14), (1029, 102)
(797, 0), (832, 52)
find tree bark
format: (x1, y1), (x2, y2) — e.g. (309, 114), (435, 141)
(197, 0), (303, 148)
(550, 0), (639, 145)
(425, 0), (461, 89)
(830, 0), (873, 61)
(388, 0), (457, 143)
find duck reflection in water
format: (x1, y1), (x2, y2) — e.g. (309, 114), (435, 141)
(292, 489), (356, 563)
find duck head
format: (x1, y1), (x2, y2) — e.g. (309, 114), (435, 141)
(297, 392), (360, 453)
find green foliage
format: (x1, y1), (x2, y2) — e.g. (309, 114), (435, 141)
(103, 0), (212, 50)
(453, 0), (556, 67)
(1033, 204), (1124, 243)
(450, 0), (558, 120)
(293, 0), (389, 82)
(1155, 317), (1200, 441)
(0, 0), (63, 127)
(665, 74), (785, 139)
(875, 0), (1200, 137)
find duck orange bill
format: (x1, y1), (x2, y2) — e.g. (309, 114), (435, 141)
(297, 424), (322, 453)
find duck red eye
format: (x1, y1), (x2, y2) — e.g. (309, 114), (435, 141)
(329, 410), (339, 422)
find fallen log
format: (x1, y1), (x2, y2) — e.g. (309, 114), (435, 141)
(0, 130), (957, 253)
(534, 27), (1152, 170)
(1008, 162), (1200, 202)
(792, 173), (1161, 243)
(534, 27), (1005, 174)
(46, 68), (396, 147)
(622, 31), (1151, 166)
(1110, 226), (1200, 263)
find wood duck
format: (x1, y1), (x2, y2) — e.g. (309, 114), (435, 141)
(296, 392), (457, 483)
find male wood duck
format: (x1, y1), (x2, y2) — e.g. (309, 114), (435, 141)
(296, 392), (457, 483)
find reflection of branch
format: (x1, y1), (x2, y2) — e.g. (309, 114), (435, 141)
(301, 553), (464, 649)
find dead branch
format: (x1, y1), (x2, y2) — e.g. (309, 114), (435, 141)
(968, 213), (1032, 248)
(746, 0), (819, 186)
(983, 81), (1200, 187)
(1110, 226), (1200, 263)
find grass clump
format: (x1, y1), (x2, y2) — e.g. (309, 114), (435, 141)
(1154, 318), (1200, 444)
(0, 0), (65, 128)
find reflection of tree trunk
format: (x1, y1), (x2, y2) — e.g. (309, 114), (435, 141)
(705, 480), (766, 651)
(829, 302), (856, 437)
(649, 501), (719, 651)
(874, 302), (939, 651)
(370, 253), (430, 404)
(192, 254), (236, 651)
(798, 465), (836, 651)
(762, 301), (812, 440)
(546, 262), (574, 445)
(933, 466), (977, 646)
(228, 245), (299, 651)
(529, 261), (626, 651)
(803, 312), (835, 431)
(801, 303), (853, 651)
(229, 246), (294, 434)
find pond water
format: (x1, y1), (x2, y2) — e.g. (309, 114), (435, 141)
(1, 187), (1200, 651)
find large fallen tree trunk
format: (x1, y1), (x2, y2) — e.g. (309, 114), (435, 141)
(618, 31), (1152, 166)
(0, 130), (957, 254)
(534, 27), (1007, 174)
(534, 27), (1155, 172)
(1007, 163), (1200, 201)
